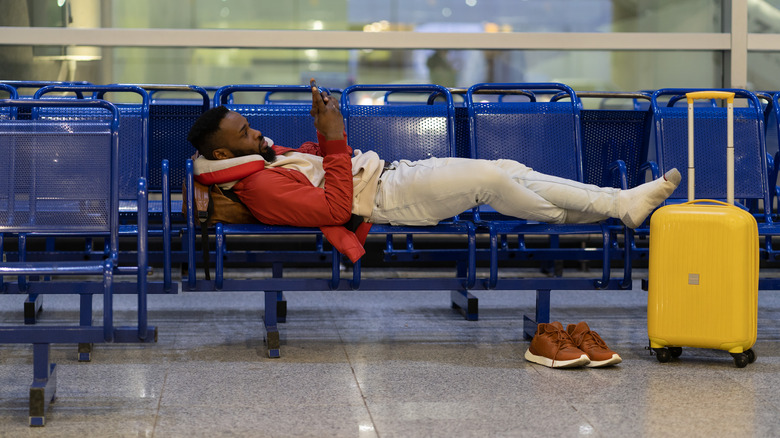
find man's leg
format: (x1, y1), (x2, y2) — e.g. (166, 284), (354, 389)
(370, 157), (571, 225)
(494, 160), (681, 227)
(370, 157), (680, 228)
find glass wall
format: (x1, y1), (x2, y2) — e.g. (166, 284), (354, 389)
(747, 0), (780, 90)
(748, 0), (780, 33)
(103, 0), (722, 33)
(101, 47), (721, 93)
(747, 52), (780, 91)
(0, 0), (731, 91)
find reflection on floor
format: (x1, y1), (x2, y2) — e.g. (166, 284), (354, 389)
(2, 277), (780, 437)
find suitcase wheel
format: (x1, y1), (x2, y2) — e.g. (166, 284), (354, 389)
(731, 352), (749, 368)
(653, 347), (682, 363)
(655, 346), (755, 367)
(731, 349), (757, 368)
(654, 348), (672, 363)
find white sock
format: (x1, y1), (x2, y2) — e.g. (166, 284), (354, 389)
(618, 168), (681, 228)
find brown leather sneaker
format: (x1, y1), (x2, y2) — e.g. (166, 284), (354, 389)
(566, 321), (622, 368)
(524, 321), (590, 368)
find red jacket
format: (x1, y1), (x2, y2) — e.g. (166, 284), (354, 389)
(194, 132), (372, 262)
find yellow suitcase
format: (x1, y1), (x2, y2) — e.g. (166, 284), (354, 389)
(647, 91), (758, 367)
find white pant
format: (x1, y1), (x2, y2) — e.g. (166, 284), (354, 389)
(368, 157), (621, 226)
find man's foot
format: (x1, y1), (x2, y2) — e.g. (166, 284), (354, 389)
(566, 322), (622, 368)
(524, 321), (590, 368)
(618, 168), (681, 228)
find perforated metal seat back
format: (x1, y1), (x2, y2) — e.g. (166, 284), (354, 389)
(470, 102), (581, 180)
(39, 104), (144, 200)
(345, 104), (452, 162)
(454, 106), (471, 158)
(0, 120), (113, 232)
(655, 106), (766, 201)
(580, 109), (651, 188)
(149, 104), (204, 192)
(228, 104), (318, 148)
(766, 104), (779, 159)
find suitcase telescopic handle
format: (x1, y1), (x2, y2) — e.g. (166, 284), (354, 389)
(685, 91), (735, 205)
(686, 91), (735, 103)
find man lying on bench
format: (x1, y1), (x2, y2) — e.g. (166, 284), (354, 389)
(186, 79), (680, 263)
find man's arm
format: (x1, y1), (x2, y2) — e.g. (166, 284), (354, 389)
(234, 163), (353, 227)
(274, 83), (351, 157)
(310, 79), (345, 144)
(233, 81), (355, 228)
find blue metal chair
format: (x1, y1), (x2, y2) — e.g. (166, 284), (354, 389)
(263, 87), (342, 105)
(0, 99), (156, 426)
(465, 82), (633, 339)
(342, 84), (477, 317)
(183, 84), (359, 354)
(28, 84), (174, 308)
(94, 84), (210, 271)
(148, 86), (220, 105)
(648, 89), (769, 213)
(24, 85), (152, 323)
(34, 85), (151, 220)
(760, 93), (780, 217)
(561, 91), (654, 190)
(181, 84), (477, 357)
(210, 85), (339, 318)
(214, 84), (322, 148)
(3, 87), (172, 312)
(645, 89), (778, 281)
(0, 81), (93, 121)
(127, 84), (211, 196)
(0, 83), (18, 118)
(554, 91), (654, 267)
(0, 80), (92, 98)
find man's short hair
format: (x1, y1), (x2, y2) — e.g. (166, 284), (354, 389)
(187, 105), (230, 159)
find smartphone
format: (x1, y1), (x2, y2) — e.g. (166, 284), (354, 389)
(310, 78), (330, 102)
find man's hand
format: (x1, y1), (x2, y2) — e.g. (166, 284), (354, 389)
(310, 78), (345, 141)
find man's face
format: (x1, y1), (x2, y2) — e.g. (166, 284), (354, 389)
(212, 110), (275, 161)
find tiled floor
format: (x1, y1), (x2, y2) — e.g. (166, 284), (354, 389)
(2, 274), (780, 437)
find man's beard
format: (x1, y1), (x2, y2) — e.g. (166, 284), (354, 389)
(260, 146), (276, 162)
(259, 136), (276, 162)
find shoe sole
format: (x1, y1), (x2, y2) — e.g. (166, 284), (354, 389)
(585, 354), (622, 368)
(524, 349), (590, 368)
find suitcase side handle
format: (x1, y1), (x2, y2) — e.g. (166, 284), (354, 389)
(684, 199), (732, 207)
(685, 91), (735, 205)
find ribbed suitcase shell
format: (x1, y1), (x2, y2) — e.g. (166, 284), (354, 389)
(647, 201), (758, 353)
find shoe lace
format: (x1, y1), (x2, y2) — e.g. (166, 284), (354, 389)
(581, 330), (610, 351)
(547, 326), (580, 367)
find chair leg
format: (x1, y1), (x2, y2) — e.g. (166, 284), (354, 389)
(451, 289), (479, 321)
(264, 291), (280, 358)
(272, 264), (287, 323)
(523, 289), (551, 340)
(79, 294), (93, 362)
(24, 294), (43, 325)
(29, 343), (57, 427)
(450, 261), (478, 321)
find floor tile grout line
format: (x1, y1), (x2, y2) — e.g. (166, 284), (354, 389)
(333, 307), (381, 438)
(150, 363), (169, 437)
